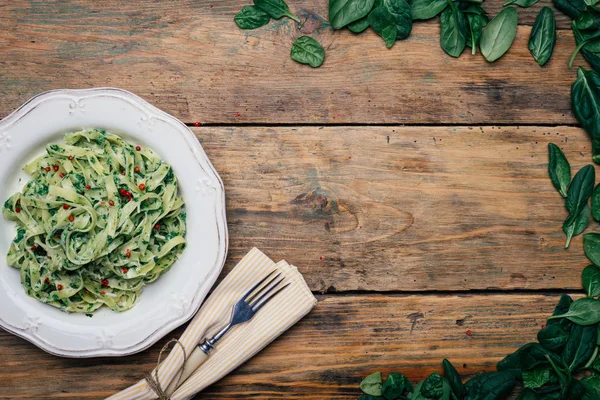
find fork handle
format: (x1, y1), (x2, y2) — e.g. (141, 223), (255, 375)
(165, 346), (208, 396)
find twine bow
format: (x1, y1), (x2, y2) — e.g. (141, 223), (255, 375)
(144, 339), (188, 400)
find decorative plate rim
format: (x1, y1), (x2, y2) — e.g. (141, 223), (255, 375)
(0, 88), (228, 357)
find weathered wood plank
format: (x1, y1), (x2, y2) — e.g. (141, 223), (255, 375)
(200, 125), (592, 292)
(0, 1), (584, 125)
(0, 293), (572, 399)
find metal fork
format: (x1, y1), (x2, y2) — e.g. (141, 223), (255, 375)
(165, 270), (290, 396)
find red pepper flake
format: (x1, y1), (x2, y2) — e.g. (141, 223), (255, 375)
(68, 155), (74, 161)
(100, 291), (106, 295)
(68, 215), (75, 222)
(466, 329), (473, 337)
(53, 164), (59, 172)
(236, 112), (241, 117)
(15, 207), (21, 213)
(541, 324), (547, 329)
(122, 267), (128, 274)
(135, 145), (141, 151)
(62, 204), (69, 210)
(57, 284), (63, 290)
(44, 277), (50, 285)
(319, 256), (323, 261)
(194, 121), (202, 127)
(54, 232), (60, 238)
(154, 224), (160, 230)
(16, 199), (20, 205)
(59, 172), (66, 178)
(210, 4), (213, 8)
(85, 185), (91, 190)
(119, 189), (126, 195)
(120, 170), (126, 175)
(139, 183), (146, 191)
(125, 249), (131, 258)
(134, 166), (140, 173)
(44, 166), (51, 172)
(101, 279), (109, 287)
(108, 200), (115, 206)
(31, 245), (37, 251)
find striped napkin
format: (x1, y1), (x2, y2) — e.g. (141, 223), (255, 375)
(107, 248), (317, 400)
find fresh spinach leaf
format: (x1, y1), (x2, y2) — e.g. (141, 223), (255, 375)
(497, 343), (560, 376)
(480, 7), (518, 62)
(348, 16), (370, 32)
(563, 203), (590, 248)
(442, 359), (464, 398)
(569, 25), (600, 68)
(548, 143), (571, 197)
(234, 6), (271, 29)
(565, 164), (595, 216)
(572, 24), (600, 75)
(463, 371), (516, 400)
(547, 295), (574, 334)
(369, 6), (398, 47)
(440, 1), (468, 57)
(384, 0), (412, 39)
(503, 0), (539, 7)
(382, 372), (410, 400)
(361, 372), (384, 396)
(329, 0), (376, 29)
(575, 6), (600, 31)
(585, 232), (600, 266)
(562, 323), (597, 370)
(382, 25), (398, 48)
(583, 264), (600, 297)
(290, 36), (325, 67)
(420, 372), (444, 399)
(548, 297), (600, 325)
(572, 67), (600, 163)
(411, 0), (447, 20)
(593, 183), (600, 220)
(529, 7), (556, 66)
(522, 366), (552, 389)
(465, 8), (489, 55)
(538, 324), (569, 352)
(254, 0), (301, 22)
(553, 0), (588, 19)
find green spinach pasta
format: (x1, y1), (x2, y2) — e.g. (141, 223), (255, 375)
(2, 129), (186, 313)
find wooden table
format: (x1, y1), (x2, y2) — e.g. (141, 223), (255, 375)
(0, 1), (590, 398)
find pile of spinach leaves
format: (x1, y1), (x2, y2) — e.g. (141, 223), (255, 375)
(358, 198), (600, 398)
(234, 0), (558, 67)
(351, 1), (600, 397)
(327, 0), (554, 64)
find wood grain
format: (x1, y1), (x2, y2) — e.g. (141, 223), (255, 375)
(0, 0), (585, 125)
(0, 293), (573, 399)
(200, 125), (592, 292)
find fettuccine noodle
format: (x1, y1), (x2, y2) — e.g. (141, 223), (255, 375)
(2, 129), (186, 313)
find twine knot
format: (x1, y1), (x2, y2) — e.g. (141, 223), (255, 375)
(144, 339), (188, 400)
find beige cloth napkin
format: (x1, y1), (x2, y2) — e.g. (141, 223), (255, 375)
(107, 248), (317, 400)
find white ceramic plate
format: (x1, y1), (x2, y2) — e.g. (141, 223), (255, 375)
(0, 88), (227, 357)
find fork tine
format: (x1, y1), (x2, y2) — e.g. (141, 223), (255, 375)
(246, 273), (281, 304)
(251, 281), (290, 312)
(241, 269), (278, 302)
